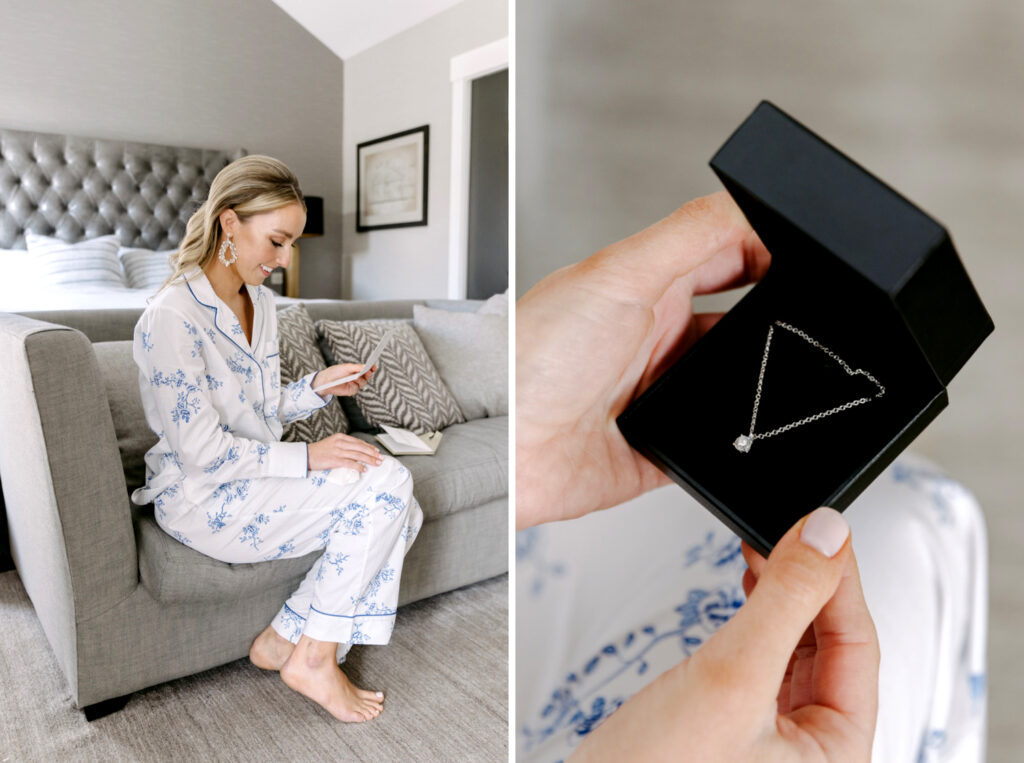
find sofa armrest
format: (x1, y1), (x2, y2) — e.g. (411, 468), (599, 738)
(0, 314), (137, 631)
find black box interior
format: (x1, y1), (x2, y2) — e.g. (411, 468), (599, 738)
(617, 101), (993, 556)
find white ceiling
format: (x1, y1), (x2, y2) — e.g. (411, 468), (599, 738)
(272, 0), (469, 60)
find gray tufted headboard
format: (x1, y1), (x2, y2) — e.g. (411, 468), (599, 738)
(0, 127), (246, 250)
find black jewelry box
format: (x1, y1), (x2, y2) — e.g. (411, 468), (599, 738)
(617, 101), (993, 556)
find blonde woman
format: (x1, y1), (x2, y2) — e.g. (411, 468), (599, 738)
(131, 155), (423, 722)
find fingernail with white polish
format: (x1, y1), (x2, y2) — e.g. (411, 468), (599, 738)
(800, 507), (849, 558)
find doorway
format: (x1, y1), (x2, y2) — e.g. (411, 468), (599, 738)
(447, 37), (508, 299)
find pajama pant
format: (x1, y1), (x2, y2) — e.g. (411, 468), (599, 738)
(517, 452), (987, 763)
(155, 455), (423, 649)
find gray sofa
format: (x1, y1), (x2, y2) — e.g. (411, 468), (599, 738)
(0, 299), (507, 718)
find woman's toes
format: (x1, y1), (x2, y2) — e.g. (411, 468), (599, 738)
(358, 688), (383, 701)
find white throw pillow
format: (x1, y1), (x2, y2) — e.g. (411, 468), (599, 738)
(25, 233), (126, 288)
(412, 304), (508, 420)
(119, 247), (176, 290)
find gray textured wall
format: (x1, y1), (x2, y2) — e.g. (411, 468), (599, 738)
(517, 0), (1023, 756)
(0, 0), (345, 298)
(342, 0), (507, 300)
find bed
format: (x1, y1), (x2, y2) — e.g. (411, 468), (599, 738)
(0, 126), (297, 311)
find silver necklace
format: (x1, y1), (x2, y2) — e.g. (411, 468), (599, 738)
(733, 321), (885, 453)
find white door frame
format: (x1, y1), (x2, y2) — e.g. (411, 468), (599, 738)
(447, 37), (508, 299)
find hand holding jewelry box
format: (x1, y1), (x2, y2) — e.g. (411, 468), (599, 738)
(515, 100), (989, 763)
(516, 184), (877, 762)
(515, 190), (769, 529)
(518, 102), (992, 555)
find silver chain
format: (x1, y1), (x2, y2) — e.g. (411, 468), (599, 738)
(744, 320), (885, 444)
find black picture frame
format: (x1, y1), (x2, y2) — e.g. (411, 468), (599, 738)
(356, 125), (429, 232)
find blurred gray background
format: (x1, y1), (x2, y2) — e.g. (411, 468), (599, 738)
(517, 0), (1022, 757)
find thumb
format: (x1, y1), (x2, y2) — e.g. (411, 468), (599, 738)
(693, 507), (851, 705)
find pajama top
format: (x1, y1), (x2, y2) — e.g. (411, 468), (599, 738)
(130, 268), (330, 512)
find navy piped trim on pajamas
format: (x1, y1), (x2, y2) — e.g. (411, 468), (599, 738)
(309, 605), (398, 619)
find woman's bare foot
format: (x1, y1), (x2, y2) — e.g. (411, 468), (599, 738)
(249, 625), (296, 671)
(280, 635), (384, 722)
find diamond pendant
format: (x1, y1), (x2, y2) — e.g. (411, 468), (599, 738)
(733, 434), (752, 453)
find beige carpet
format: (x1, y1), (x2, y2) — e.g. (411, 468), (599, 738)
(0, 571), (507, 761)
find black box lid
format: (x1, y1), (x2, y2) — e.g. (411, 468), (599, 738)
(710, 101), (992, 385)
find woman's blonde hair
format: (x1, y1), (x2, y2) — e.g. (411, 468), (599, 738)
(162, 155), (305, 289)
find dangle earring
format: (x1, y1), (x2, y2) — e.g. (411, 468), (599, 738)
(218, 235), (237, 266)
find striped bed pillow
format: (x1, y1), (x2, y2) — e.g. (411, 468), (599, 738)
(119, 247), (176, 290)
(25, 233), (127, 288)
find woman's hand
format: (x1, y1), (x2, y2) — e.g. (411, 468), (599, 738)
(307, 432), (384, 473)
(571, 508), (880, 762)
(312, 364), (376, 399)
(516, 192), (771, 529)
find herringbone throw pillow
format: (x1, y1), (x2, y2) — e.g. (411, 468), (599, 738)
(316, 319), (465, 433)
(277, 304), (349, 440)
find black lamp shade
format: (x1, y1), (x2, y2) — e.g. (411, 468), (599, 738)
(302, 196), (324, 237)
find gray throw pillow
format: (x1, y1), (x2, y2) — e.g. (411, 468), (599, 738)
(477, 290), (509, 316)
(412, 304), (507, 419)
(316, 318), (465, 434)
(277, 304), (349, 440)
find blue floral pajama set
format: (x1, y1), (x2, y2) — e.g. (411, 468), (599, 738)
(131, 269), (423, 649)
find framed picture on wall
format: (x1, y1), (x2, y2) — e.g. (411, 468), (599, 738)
(356, 125), (429, 231)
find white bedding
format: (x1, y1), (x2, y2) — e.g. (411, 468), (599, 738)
(0, 284), (158, 312)
(0, 247), (301, 313)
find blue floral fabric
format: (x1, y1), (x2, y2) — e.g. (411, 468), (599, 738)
(516, 454), (987, 763)
(132, 269), (424, 647)
(132, 268), (328, 509)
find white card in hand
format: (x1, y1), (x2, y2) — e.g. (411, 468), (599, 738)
(380, 424), (431, 452)
(312, 329), (395, 393)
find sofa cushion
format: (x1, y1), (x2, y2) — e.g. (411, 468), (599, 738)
(277, 303), (350, 440)
(136, 511), (321, 604)
(412, 304), (507, 419)
(317, 318), (465, 434)
(94, 340), (157, 492)
(354, 416), (507, 521)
